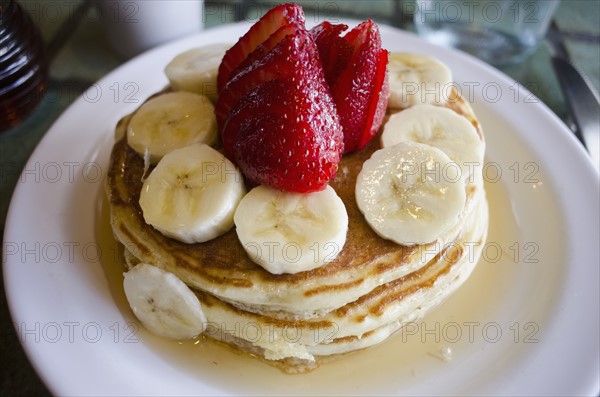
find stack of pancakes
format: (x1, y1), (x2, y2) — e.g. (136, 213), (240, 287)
(105, 88), (488, 373)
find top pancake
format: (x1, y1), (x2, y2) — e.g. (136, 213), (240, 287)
(105, 89), (484, 319)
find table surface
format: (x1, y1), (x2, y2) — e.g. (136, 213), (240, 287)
(1, 0), (599, 395)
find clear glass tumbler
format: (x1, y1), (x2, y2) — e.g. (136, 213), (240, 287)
(413, 0), (560, 65)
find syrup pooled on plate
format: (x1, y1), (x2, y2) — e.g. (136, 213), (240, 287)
(95, 177), (522, 394)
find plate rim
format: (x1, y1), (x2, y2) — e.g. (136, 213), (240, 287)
(3, 21), (599, 396)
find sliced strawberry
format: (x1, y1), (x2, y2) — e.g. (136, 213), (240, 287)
(217, 3), (305, 93)
(358, 50), (389, 149)
(311, 19), (389, 153)
(215, 22), (303, 131)
(334, 21), (388, 152)
(310, 22), (351, 86)
(222, 31), (343, 193)
(231, 22), (304, 81)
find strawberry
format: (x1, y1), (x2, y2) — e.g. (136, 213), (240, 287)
(222, 31), (343, 193)
(217, 3), (305, 93)
(311, 20), (389, 153)
(362, 50), (389, 150)
(231, 22), (304, 79)
(215, 22), (303, 131)
(309, 21), (352, 86)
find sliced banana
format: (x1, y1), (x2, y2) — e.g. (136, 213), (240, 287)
(381, 104), (484, 182)
(139, 143), (245, 244)
(165, 43), (231, 102)
(127, 92), (217, 164)
(234, 185), (348, 275)
(356, 141), (466, 246)
(387, 52), (453, 109)
(123, 263), (206, 340)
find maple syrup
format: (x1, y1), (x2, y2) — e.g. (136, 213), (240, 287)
(0, 0), (48, 131)
(96, 173), (554, 394)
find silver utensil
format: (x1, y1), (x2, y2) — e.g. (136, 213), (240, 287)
(547, 21), (600, 154)
(551, 57), (600, 150)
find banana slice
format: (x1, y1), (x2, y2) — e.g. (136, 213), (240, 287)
(356, 141), (466, 246)
(381, 104), (484, 182)
(139, 143), (245, 244)
(234, 185), (348, 275)
(123, 263), (206, 340)
(127, 92), (217, 164)
(387, 52), (453, 109)
(165, 43), (231, 102)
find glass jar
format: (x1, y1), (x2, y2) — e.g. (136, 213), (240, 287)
(0, 0), (48, 131)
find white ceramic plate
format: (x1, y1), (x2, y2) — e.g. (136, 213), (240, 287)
(3, 23), (599, 396)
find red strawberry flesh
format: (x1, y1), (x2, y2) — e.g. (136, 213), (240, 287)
(311, 19), (389, 153)
(230, 22), (304, 82)
(216, 4), (389, 193)
(223, 31), (343, 193)
(217, 3), (305, 92)
(215, 22), (303, 131)
(358, 49), (389, 149)
(310, 22), (351, 86)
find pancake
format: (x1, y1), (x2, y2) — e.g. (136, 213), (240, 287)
(106, 88), (484, 319)
(105, 87), (488, 372)
(121, 185), (487, 370)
